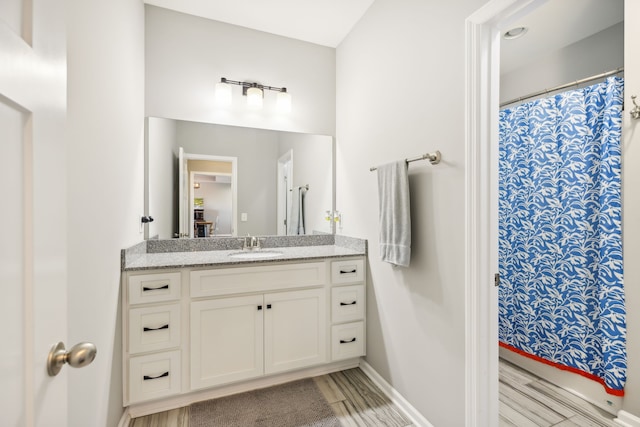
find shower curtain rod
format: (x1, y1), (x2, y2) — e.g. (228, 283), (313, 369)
(500, 67), (624, 108)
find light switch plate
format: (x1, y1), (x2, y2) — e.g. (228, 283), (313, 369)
(241, 213), (248, 222)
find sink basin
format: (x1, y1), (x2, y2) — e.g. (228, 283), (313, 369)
(228, 250), (283, 260)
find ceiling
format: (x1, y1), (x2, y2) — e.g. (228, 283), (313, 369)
(143, 0), (623, 70)
(500, 0), (624, 73)
(143, 0), (375, 47)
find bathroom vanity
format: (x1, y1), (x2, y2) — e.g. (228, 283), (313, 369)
(120, 235), (366, 416)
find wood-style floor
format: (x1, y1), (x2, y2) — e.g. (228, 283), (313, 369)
(131, 361), (619, 427)
(130, 367), (413, 427)
(499, 359), (617, 427)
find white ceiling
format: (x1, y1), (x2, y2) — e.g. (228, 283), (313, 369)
(143, 0), (623, 70)
(143, 0), (375, 47)
(500, 0), (624, 73)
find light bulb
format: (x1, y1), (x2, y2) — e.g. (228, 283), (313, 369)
(215, 81), (232, 107)
(277, 90), (292, 113)
(246, 86), (263, 109)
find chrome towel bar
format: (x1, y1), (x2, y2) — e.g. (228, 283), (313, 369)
(370, 151), (441, 171)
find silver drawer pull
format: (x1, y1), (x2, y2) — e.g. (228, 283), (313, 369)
(339, 338), (357, 344)
(143, 371), (169, 381)
(340, 301), (357, 306)
(142, 284), (169, 292)
(143, 324), (169, 332)
(340, 268), (357, 274)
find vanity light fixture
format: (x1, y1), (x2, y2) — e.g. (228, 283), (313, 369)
(215, 77), (291, 112)
(277, 89), (292, 113)
(246, 83), (263, 109)
(214, 80), (232, 107)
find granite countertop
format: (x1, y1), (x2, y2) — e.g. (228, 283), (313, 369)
(123, 245), (364, 271)
(122, 235), (367, 271)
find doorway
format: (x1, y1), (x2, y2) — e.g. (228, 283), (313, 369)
(191, 171), (233, 237)
(465, 0), (629, 425)
(178, 150), (238, 238)
(277, 150), (293, 235)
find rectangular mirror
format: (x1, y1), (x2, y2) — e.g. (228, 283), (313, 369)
(145, 117), (335, 239)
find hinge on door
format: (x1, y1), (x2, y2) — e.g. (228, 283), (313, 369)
(494, 273), (500, 287)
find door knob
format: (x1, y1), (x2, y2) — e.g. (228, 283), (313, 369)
(47, 341), (97, 376)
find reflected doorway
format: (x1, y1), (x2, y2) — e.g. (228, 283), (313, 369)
(277, 150), (293, 235)
(192, 171), (233, 237)
(178, 148), (238, 238)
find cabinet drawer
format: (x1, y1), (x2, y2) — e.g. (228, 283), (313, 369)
(129, 350), (181, 404)
(190, 262), (326, 297)
(331, 322), (365, 361)
(331, 285), (365, 323)
(331, 259), (364, 285)
(129, 304), (181, 354)
(128, 272), (181, 305)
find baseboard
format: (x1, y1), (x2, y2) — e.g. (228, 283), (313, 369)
(359, 360), (434, 427)
(615, 410), (640, 427)
(117, 407), (131, 427)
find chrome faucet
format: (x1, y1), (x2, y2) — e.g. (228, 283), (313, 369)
(242, 234), (261, 250)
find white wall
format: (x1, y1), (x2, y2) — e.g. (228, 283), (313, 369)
(145, 5), (336, 136)
(67, 0), (145, 426)
(336, 0), (487, 425)
(500, 22), (624, 104)
(146, 117), (177, 239)
(621, 0), (640, 418)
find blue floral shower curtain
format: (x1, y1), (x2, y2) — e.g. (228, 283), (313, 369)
(498, 76), (626, 395)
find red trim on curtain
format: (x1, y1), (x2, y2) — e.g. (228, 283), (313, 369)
(499, 341), (624, 397)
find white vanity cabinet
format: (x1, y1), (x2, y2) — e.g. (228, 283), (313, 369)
(122, 256), (365, 411)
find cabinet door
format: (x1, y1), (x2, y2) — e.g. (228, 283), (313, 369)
(264, 288), (326, 374)
(191, 295), (264, 390)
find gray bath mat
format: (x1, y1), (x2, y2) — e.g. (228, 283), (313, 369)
(189, 378), (342, 427)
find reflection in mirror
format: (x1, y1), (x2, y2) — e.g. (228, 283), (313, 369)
(145, 117), (334, 239)
(180, 152), (237, 239)
(193, 172), (233, 236)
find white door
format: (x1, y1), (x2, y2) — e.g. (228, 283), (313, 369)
(276, 150), (293, 235)
(190, 295), (264, 390)
(178, 147), (189, 237)
(264, 288), (326, 374)
(0, 1), (68, 425)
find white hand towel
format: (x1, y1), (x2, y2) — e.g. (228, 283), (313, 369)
(377, 160), (411, 267)
(287, 187), (305, 235)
